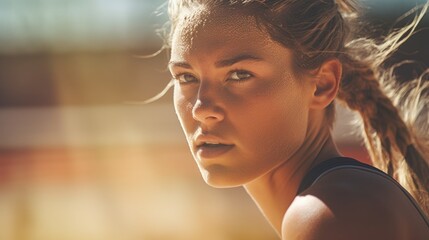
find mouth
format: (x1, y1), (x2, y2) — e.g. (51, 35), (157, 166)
(197, 142), (233, 148)
(194, 138), (234, 159)
(196, 143), (234, 159)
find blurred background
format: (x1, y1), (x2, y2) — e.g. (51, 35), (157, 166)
(0, 0), (428, 239)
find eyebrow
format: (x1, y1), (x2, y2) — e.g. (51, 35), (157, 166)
(215, 54), (263, 68)
(168, 54), (263, 69)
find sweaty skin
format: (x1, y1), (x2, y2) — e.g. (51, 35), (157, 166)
(169, 6), (429, 240)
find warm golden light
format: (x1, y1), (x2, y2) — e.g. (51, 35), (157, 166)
(0, 0), (426, 239)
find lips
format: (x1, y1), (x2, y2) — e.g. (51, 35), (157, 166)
(195, 134), (232, 147)
(194, 134), (234, 159)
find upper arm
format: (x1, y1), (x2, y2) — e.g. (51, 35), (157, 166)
(281, 195), (344, 240)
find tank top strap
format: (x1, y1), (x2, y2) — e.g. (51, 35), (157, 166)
(297, 157), (379, 195)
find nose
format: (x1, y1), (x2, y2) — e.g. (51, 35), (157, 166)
(192, 84), (225, 124)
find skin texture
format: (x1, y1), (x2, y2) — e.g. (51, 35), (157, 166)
(168, 5), (429, 240)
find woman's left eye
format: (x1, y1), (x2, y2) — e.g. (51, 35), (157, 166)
(228, 70), (253, 81)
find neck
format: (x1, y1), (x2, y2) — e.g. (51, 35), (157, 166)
(243, 126), (341, 236)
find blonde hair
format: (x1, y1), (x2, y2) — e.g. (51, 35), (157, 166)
(165, 0), (429, 215)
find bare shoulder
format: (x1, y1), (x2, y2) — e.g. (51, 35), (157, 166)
(282, 167), (429, 240)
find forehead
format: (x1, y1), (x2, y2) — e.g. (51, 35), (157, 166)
(170, 6), (279, 61)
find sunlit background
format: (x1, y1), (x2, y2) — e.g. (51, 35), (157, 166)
(0, 0), (428, 239)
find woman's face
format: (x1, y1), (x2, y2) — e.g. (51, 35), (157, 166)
(169, 7), (315, 187)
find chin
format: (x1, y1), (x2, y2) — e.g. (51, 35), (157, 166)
(199, 165), (250, 188)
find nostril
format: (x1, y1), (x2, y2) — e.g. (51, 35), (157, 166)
(192, 100), (224, 123)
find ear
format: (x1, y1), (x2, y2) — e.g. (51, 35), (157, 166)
(309, 59), (342, 109)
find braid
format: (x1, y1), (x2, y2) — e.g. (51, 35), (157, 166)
(333, 0), (429, 215)
(338, 57), (396, 173)
(338, 46), (429, 215)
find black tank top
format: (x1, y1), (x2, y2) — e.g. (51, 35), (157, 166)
(297, 157), (429, 227)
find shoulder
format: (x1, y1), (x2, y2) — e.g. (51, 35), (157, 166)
(282, 167), (413, 240)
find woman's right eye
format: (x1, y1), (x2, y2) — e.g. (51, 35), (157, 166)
(174, 73), (198, 84)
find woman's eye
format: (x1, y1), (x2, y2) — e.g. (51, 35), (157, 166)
(229, 70), (253, 81)
(175, 73), (198, 84)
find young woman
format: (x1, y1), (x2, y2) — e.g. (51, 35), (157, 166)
(160, 0), (429, 239)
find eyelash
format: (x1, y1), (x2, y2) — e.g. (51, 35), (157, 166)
(228, 69), (253, 82)
(172, 69), (254, 84)
(172, 73), (198, 84)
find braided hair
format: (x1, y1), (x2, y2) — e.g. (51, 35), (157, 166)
(338, 11), (429, 212)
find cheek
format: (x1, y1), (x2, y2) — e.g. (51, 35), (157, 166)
(233, 83), (310, 161)
(173, 86), (194, 133)
(248, 103), (306, 145)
